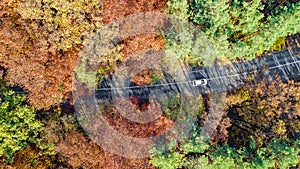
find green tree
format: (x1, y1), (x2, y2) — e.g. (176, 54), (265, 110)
(150, 130), (300, 169)
(0, 81), (44, 163)
(168, 0), (300, 60)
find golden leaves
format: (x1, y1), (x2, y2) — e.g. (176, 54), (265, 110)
(14, 0), (103, 53)
(227, 76), (300, 144)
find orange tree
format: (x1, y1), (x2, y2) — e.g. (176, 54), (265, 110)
(227, 76), (300, 147)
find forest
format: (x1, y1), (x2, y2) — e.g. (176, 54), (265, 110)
(0, 0), (300, 168)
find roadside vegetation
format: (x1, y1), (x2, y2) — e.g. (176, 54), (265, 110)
(0, 0), (299, 168)
(167, 0), (300, 60)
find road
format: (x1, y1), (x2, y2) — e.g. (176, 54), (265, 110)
(95, 43), (300, 100)
(191, 47), (300, 93)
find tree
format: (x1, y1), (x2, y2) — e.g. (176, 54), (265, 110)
(227, 77), (300, 147)
(0, 0), (102, 109)
(150, 126), (300, 169)
(0, 81), (44, 163)
(167, 0), (300, 60)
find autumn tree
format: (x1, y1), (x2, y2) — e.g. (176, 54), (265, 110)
(0, 0), (102, 109)
(227, 76), (300, 147)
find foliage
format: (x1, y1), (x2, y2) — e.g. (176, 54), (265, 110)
(150, 125), (210, 169)
(163, 0), (218, 66)
(209, 116), (232, 144)
(253, 138), (300, 169)
(269, 37), (286, 51)
(0, 0), (103, 109)
(243, 2), (300, 59)
(39, 107), (80, 145)
(14, 0), (102, 53)
(101, 0), (167, 24)
(167, 0), (189, 20)
(167, 0), (300, 61)
(55, 131), (103, 168)
(150, 71), (164, 85)
(161, 94), (204, 121)
(162, 94), (182, 120)
(76, 43), (124, 89)
(227, 79), (300, 147)
(226, 89), (251, 106)
(0, 82), (44, 163)
(2, 146), (60, 169)
(150, 125), (300, 169)
(150, 151), (185, 169)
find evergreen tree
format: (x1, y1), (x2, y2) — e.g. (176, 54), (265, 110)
(168, 0), (300, 60)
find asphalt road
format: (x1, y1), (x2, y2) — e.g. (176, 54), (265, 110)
(192, 48), (300, 93)
(95, 45), (300, 101)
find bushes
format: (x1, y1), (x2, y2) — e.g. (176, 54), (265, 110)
(0, 82), (44, 163)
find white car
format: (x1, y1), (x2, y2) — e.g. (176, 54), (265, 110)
(191, 79), (207, 86)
